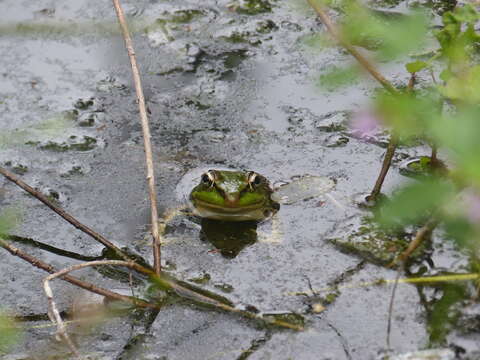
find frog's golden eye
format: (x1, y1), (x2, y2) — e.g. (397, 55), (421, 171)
(247, 171), (261, 187)
(201, 170), (215, 185)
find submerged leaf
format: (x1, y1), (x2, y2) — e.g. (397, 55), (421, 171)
(317, 65), (360, 90)
(0, 208), (22, 237)
(0, 312), (21, 354)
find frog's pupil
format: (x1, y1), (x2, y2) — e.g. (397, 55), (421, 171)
(201, 174), (211, 183)
(253, 175), (261, 185)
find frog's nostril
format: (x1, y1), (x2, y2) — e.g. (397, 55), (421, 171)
(225, 193), (239, 205)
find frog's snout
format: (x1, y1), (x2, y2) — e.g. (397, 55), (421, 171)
(224, 193), (240, 207)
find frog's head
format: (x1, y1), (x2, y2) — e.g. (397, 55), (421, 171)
(189, 170), (279, 221)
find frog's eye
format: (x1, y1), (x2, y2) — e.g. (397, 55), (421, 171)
(247, 171), (262, 187)
(201, 170), (215, 185)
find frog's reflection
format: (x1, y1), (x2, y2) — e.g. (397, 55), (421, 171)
(199, 219), (258, 258)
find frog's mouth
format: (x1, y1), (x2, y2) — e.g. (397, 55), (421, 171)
(192, 199), (266, 213)
(191, 199), (273, 221)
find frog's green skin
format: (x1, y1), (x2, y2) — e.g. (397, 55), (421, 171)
(189, 170), (279, 221)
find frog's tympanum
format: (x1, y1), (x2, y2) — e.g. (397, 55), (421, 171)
(189, 170), (279, 222)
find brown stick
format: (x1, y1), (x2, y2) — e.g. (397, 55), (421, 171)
(0, 166), (132, 262)
(0, 238), (156, 309)
(386, 264), (403, 349)
(388, 218), (438, 267)
(306, 0), (397, 95)
(111, 0), (161, 274)
(368, 135), (399, 201)
(368, 74), (416, 201)
(306, 0), (401, 201)
(430, 144), (438, 167)
(1, 237), (301, 330)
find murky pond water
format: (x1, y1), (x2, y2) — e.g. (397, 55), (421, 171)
(1, 0), (479, 359)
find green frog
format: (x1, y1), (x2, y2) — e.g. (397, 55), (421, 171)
(189, 170), (280, 222)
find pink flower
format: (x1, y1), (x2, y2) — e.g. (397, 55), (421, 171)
(350, 111), (382, 140)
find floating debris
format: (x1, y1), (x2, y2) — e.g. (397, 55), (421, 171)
(271, 175), (335, 205)
(384, 348), (455, 360)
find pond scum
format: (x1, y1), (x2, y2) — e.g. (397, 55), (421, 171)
(2, 0), (480, 358)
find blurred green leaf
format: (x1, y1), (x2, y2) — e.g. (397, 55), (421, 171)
(377, 10), (429, 60)
(317, 65), (360, 90)
(406, 60), (428, 74)
(429, 107), (480, 186)
(299, 33), (334, 51)
(376, 178), (455, 228)
(375, 89), (441, 138)
(435, 5), (480, 67)
(450, 4), (479, 24)
(442, 217), (475, 248)
(439, 68), (453, 82)
(440, 65), (480, 103)
(0, 312), (20, 354)
(342, 3), (428, 60)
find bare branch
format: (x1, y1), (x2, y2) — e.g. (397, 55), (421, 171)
(111, 0), (161, 274)
(0, 238), (156, 309)
(1, 238), (301, 331)
(306, 0), (402, 201)
(369, 72), (416, 201)
(386, 265), (403, 349)
(306, 0), (397, 94)
(368, 135), (398, 202)
(388, 218), (438, 267)
(0, 166), (133, 263)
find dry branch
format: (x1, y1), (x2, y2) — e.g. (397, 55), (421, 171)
(386, 265), (403, 349)
(111, 0), (161, 274)
(0, 238), (156, 308)
(389, 218), (438, 267)
(1, 237), (301, 331)
(306, 0), (401, 201)
(0, 166), (133, 262)
(368, 136), (399, 202)
(368, 71), (416, 200)
(306, 0), (397, 95)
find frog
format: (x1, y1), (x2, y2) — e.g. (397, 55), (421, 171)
(189, 169), (280, 222)
(149, 169), (333, 251)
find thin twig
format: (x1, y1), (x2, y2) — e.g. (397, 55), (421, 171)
(306, 0), (401, 202)
(44, 283), (80, 357)
(306, 0), (397, 95)
(151, 274), (304, 331)
(1, 237), (300, 330)
(0, 167), (132, 263)
(0, 238), (156, 309)
(43, 260), (149, 355)
(386, 264), (403, 349)
(388, 218), (438, 267)
(430, 143), (438, 167)
(368, 73), (416, 201)
(111, 0), (161, 274)
(368, 135), (399, 202)
(5, 234), (103, 262)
